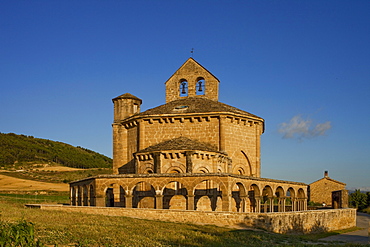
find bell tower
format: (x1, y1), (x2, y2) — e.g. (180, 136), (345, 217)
(165, 58), (220, 103)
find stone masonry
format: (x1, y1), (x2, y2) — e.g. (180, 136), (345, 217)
(70, 58), (310, 214)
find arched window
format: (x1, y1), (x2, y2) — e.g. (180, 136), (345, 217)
(179, 79), (188, 97)
(196, 78), (205, 95)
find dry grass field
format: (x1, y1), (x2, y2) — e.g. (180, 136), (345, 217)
(0, 165), (81, 191)
(0, 174), (69, 191)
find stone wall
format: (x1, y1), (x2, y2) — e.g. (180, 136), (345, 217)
(142, 116), (220, 151)
(30, 204), (356, 234)
(221, 116), (262, 177)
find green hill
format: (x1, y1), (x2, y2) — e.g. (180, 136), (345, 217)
(0, 133), (112, 169)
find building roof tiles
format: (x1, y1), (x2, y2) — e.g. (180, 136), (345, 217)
(136, 136), (222, 154)
(128, 97), (262, 120)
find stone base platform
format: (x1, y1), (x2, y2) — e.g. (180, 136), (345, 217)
(26, 204), (356, 234)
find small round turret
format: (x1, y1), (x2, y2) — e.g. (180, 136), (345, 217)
(112, 93), (142, 122)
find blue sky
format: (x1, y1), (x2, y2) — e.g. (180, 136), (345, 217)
(1, 1), (369, 189)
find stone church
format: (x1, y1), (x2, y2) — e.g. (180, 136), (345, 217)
(70, 58), (308, 213)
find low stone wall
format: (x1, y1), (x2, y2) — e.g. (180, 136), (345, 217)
(27, 204), (356, 234)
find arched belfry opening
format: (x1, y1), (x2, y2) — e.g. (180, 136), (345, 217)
(165, 58), (219, 103)
(179, 79), (188, 97)
(196, 77), (205, 95)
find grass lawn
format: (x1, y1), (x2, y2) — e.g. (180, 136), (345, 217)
(0, 194), (361, 247)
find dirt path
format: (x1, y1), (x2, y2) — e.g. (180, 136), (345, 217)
(0, 174), (69, 192)
(320, 212), (370, 244)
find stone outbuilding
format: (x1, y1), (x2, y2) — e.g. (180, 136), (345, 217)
(309, 171), (347, 207)
(70, 58), (308, 213)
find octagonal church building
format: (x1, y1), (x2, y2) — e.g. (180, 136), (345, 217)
(70, 58), (308, 213)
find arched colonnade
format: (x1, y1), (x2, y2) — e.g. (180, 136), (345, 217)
(70, 175), (308, 213)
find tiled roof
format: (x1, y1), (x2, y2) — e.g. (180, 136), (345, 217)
(136, 136), (222, 153)
(112, 93), (142, 103)
(309, 177), (346, 186)
(129, 97), (262, 119)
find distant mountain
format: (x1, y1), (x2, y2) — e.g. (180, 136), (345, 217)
(347, 187), (370, 193)
(0, 133), (112, 169)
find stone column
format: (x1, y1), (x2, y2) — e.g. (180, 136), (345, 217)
(187, 194), (195, 210)
(70, 186), (75, 206)
(113, 187), (122, 207)
(185, 151), (194, 173)
(95, 193), (106, 207)
(281, 197), (286, 212)
(86, 186), (91, 206)
(219, 116), (226, 152)
(240, 196), (248, 213)
(269, 197), (274, 212)
(277, 198), (282, 212)
(222, 192), (232, 212)
(292, 198), (296, 211)
(155, 195), (163, 209)
(124, 195), (133, 208)
(153, 152), (161, 173)
(138, 119), (145, 151)
(255, 197), (261, 213)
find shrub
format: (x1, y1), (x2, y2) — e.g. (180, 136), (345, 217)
(0, 220), (43, 246)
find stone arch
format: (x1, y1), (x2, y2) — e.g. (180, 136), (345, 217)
(179, 79), (188, 97)
(248, 184), (261, 212)
(234, 166), (245, 175)
(89, 184), (95, 206)
(193, 166), (210, 173)
(138, 162), (154, 174)
(275, 186), (285, 212)
(105, 186), (114, 207)
(297, 188), (306, 198)
(233, 150), (254, 176)
(286, 187), (296, 211)
(286, 187), (296, 198)
(297, 188), (307, 211)
(132, 181), (156, 209)
(162, 181), (188, 209)
(145, 168), (154, 174)
(196, 77), (205, 95)
(193, 179), (222, 211)
(163, 160), (186, 174)
(261, 185), (274, 212)
(231, 181), (248, 212)
(166, 166), (184, 173)
(102, 183), (125, 207)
